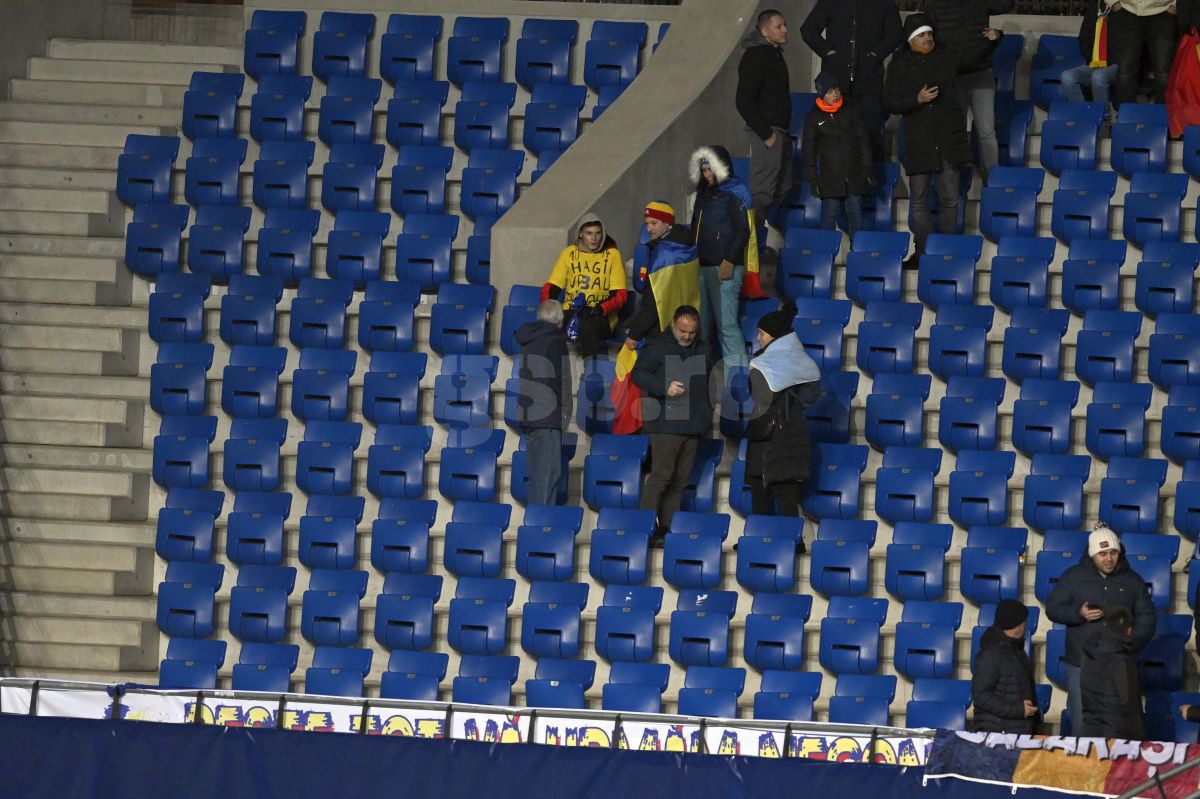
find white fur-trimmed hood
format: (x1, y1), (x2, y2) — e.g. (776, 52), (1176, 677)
(688, 145), (734, 185)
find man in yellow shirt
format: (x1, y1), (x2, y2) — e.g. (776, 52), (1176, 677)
(542, 212), (628, 359)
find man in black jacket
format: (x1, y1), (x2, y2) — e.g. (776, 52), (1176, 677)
(514, 301), (572, 506)
(800, 0), (904, 162)
(631, 305), (711, 539)
(971, 599), (1040, 733)
(736, 9), (793, 231)
(1046, 525), (1156, 737)
(884, 14), (972, 268)
(922, 0), (1014, 180)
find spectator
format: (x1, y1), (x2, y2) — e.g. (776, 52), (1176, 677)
(1060, 0), (1119, 123)
(744, 302), (821, 550)
(884, 13), (972, 269)
(800, 0), (904, 162)
(1180, 0), (1200, 32)
(736, 9), (792, 244)
(513, 301), (572, 506)
(921, 0), (1014, 180)
(1046, 524), (1157, 734)
(1107, 0), (1178, 107)
(971, 599), (1040, 734)
(541, 212), (627, 359)
(1079, 608), (1147, 740)
(801, 71), (875, 241)
(688, 145), (751, 371)
(630, 305), (712, 541)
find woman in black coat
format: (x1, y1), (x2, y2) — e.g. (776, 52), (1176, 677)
(1079, 608), (1146, 740)
(884, 13), (972, 266)
(744, 303), (821, 549)
(971, 600), (1040, 734)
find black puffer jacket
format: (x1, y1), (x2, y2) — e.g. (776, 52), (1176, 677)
(513, 321), (572, 431)
(971, 627), (1038, 734)
(744, 333), (821, 484)
(630, 328), (712, 437)
(800, 102), (874, 199)
(736, 30), (792, 140)
(1079, 625), (1146, 740)
(922, 0), (1015, 76)
(800, 0), (904, 98)
(1045, 551), (1157, 668)
(883, 36), (971, 175)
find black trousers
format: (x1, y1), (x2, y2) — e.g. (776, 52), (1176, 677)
(749, 480), (807, 552)
(641, 433), (699, 531)
(565, 310), (615, 359)
(1108, 8), (1177, 106)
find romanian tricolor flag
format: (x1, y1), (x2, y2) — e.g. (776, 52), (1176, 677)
(716, 176), (766, 299)
(611, 235), (701, 435)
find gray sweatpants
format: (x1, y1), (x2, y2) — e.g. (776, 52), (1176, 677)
(958, 69), (998, 180)
(748, 126), (793, 222)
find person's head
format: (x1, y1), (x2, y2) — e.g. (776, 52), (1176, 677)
(536, 299), (564, 329)
(671, 305), (700, 346)
(578, 221), (604, 254)
(758, 9), (787, 46)
(1106, 607), (1134, 637)
(904, 13), (935, 53)
(644, 201), (675, 240)
(756, 301), (797, 350)
(690, 146), (733, 193)
(994, 599), (1029, 640)
(1089, 525), (1121, 575)
(814, 71), (841, 105)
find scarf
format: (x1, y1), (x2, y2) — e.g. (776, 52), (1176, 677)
(749, 332), (821, 392)
(815, 96), (843, 113)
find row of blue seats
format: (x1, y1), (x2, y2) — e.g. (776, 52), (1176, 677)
(243, 11), (663, 90)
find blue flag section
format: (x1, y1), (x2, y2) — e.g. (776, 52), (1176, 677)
(0, 714), (1079, 799)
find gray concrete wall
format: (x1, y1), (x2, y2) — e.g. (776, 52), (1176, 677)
(0, 0), (117, 99)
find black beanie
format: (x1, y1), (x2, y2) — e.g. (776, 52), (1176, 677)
(814, 70), (840, 95)
(994, 599), (1029, 631)
(758, 302), (796, 340)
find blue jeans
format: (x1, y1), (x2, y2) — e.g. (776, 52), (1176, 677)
(699, 263), (747, 369)
(1060, 64), (1118, 114)
(525, 428), (562, 506)
(1065, 663), (1082, 736)
(820, 195), (863, 241)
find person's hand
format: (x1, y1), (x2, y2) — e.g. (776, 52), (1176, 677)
(765, 132), (777, 148)
(1169, 2), (1178, 13)
(1023, 700), (1039, 718)
(1182, 704), (1193, 720)
(667, 380), (686, 397)
(580, 304), (603, 320)
(624, 337), (638, 350)
(1080, 602), (1105, 622)
(1112, 1), (1123, 10)
(918, 85), (939, 104)
(826, 49), (838, 57)
(718, 259), (734, 281)
(983, 28), (1001, 41)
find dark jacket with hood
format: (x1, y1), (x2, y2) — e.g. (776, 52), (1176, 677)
(971, 626), (1039, 734)
(922, 0), (1014, 76)
(630, 326), (712, 437)
(883, 13), (972, 176)
(736, 28), (792, 141)
(801, 98), (874, 198)
(800, 0), (904, 98)
(1045, 549), (1157, 668)
(626, 223), (695, 343)
(1079, 624), (1146, 740)
(514, 320), (572, 432)
(745, 331), (821, 484)
(688, 145), (751, 267)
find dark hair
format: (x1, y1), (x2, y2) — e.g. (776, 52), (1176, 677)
(1106, 607), (1133, 635)
(758, 9), (783, 30)
(673, 304), (700, 323)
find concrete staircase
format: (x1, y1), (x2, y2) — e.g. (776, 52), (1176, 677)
(0, 37), (245, 683)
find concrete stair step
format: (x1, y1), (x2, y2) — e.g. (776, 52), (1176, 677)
(0, 348), (118, 375)
(3, 615), (155, 648)
(0, 209), (123, 237)
(0, 100), (181, 128)
(0, 540), (147, 573)
(1, 518), (155, 548)
(47, 38), (242, 66)
(0, 119), (160, 148)
(0, 141), (122, 170)
(0, 186), (111, 214)
(0, 372), (147, 402)
(0, 323), (133, 353)
(3, 591), (156, 621)
(0, 466), (142, 498)
(27, 56), (234, 86)
(0, 165), (120, 191)
(0, 302), (144, 329)
(1, 233), (124, 258)
(0, 491), (147, 521)
(0, 443), (149, 472)
(0, 640), (155, 672)
(6, 666), (157, 683)
(0, 254), (122, 282)
(0, 394), (139, 424)
(0, 565), (150, 596)
(8, 78), (187, 109)
(0, 418), (136, 448)
(0, 277), (129, 306)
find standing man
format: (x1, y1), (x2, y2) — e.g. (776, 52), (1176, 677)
(800, 0), (904, 163)
(514, 300), (572, 506)
(631, 305), (711, 540)
(737, 9), (792, 257)
(1106, 0), (1179, 107)
(971, 599), (1040, 733)
(922, 0), (1014, 181)
(1046, 524), (1156, 733)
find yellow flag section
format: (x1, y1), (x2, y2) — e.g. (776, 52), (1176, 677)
(611, 238), (700, 435)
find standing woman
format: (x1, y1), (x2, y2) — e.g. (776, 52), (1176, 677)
(744, 302), (821, 550)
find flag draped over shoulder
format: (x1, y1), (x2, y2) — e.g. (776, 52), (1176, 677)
(720, 176), (766, 299)
(611, 236), (701, 435)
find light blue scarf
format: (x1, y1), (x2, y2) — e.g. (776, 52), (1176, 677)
(750, 331), (821, 391)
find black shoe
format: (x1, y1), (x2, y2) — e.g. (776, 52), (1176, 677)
(902, 253), (921, 270)
(649, 527), (667, 549)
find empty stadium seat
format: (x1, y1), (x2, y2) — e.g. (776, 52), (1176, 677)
(294, 421), (361, 496)
(225, 490), (292, 566)
(1051, 168), (1116, 244)
(928, 304), (993, 380)
(1002, 307), (1070, 383)
(452, 653), (521, 705)
(447, 577), (516, 656)
(374, 572), (443, 651)
(819, 596), (887, 675)
(802, 443), (868, 519)
(117, 134), (179, 206)
(223, 417), (287, 492)
(359, 283), (419, 353)
(753, 670), (822, 722)
(1098, 456), (1168, 534)
(864, 373), (930, 451)
(1076, 310), (1140, 386)
(454, 80), (517, 152)
(595, 584), (662, 662)
(583, 433), (649, 510)
(301, 568), (368, 647)
(185, 136), (247, 207)
(321, 142), (385, 213)
(155, 487), (222, 563)
(312, 11), (375, 81)
(182, 72), (244, 140)
(885, 522), (952, 601)
(584, 20), (647, 90)
(989, 235), (1056, 311)
(228, 564), (296, 643)
(810, 519), (875, 598)
(306, 646), (372, 697)
(520, 581), (589, 659)
(893, 600), (962, 680)
(779, 227), (840, 300)
(959, 527), (1027, 604)
(1061, 237), (1126, 314)
(256, 206), (320, 284)
(150, 342), (213, 417)
(1085, 382), (1153, 460)
(156, 561), (224, 639)
(1039, 101), (1103, 175)
(386, 90), (443, 148)
(676, 665), (745, 718)
(391, 145), (453, 217)
(948, 450), (1015, 528)
(1011, 378), (1079, 456)
(379, 649), (449, 700)
(159, 638), (227, 690)
(249, 74), (312, 141)
(231, 642), (300, 692)
(588, 508), (657, 586)
(460, 148), (524, 221)
(153, 415), (216, 488)
(370, 498), (436, 574)
(125, 203), (189, 277)
(1150, 312), (1200, 388)
(828, 674), (896, 725)
(1136, 241), (1200, 318)
(395, 213), (459, 291)
(669, 589), (737, 668)
(855, 301), (921, 375)
(602, 661), (670, 712)
(515, 18), (577, 88)
(526, 657), (597, 710)
(1124, 171), (1189, 247)
(366, 424), (432, 500)
(662, 510), (730, 590)
(735, 515), (805, 593)
(1023, 453), (1091, 533)
(979, 167), (1043, 241)
(1111, 103), (1169, 177)
(743, 592), (812, 672)
(380, 13), (442, 83)
(446, 16), (509, 87)
(905, 678), (971, 731)
(874, 446), (942, 524)
(524, 82), (587, 155)
(430, 282), (495, 355)
(938, 376), (1006, 452)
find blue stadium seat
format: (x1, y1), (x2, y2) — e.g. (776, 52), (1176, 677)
(124, 203), (189, 277)
(220, 343), (285, 418)
(595, 584), (662, 662)
(460, 148), (524, 221)
(386, 92), (443, 148)
(1023, 453), (1091, 533)
(829, 674), (895, 725)
(1039, 101), (1103, 175)
(390, 145), (453, 217)
(228, 564), (296, 643)
(938, 376), (1006, 452)
(1111, 103), (1169, 177)
(1085, 381), (1153, 460)
(1150, 312), (1200, 388)
(680, 438), (724, 514)
(893, 600), (963, 680)
(979, 167), (1043, 241)
(223, 417), (286, 492)
(291, 347), (356, 422)
(294, 421), (361, 496)
(905, 678), (972, 731)
(874, 446), (942, 524)
(370, 498), (436, 574)
(156, 561), (224, 638)
(255, 206), (320, 284)
(1002, 307), (1071, 383)
(444, 512), (507, 578)
(885, 522), (952, 601)
(311, 11), (375, 81)
(669, 589), (737, 667)
(590, 84), (626, 120)
(805, 371), (859, 445)
(588, 508), (656, 586)
(298, 495), (365, 571)
(603, 661), (670, 712)
(321, 142), (384, 213)
(515, 19), (577, 88)
(1162, 386), (1200, 463)
(430, 282), (495, 356)
(928, 304), (993, 380)
(1035, 530), (1089, 603)
(301, 568), (368, 647)
(662, 510), (730, 590)
(454, 80), (516, 152)
(520, 581), (589, 659)
(252, 140), (315, 211)
(818, 596), (888, 675)
(155, 487), (222, 563)
(379, 649), (449, 700)
(948, 450), (1015, 528)
(1137, 613), (1191, 689)
(152, 415), (216, 488)
(1099, 456), (1168, 534)
(117, 134), (179, 206)
(573, 356), (616, 436)
(855, 301), (921, 375)
(380, 13), (442, 84)
(231, 641), (300, 692)
(325, 210), (389, 285)
(959, 527), (1027, 604)
(452, 654), (521, 705)
(395, 213), (459, 292)
(584, 20), (646, 90)
(465, 215), (497, 285)
(779, 227), (840, 300)
(365, 423), (432, 500)
(186, 205), (251, 280)
(374, 572), (442, 651)
(249, 74), (312, 141)
(753, 670), (822, 722)
(1124, 171), (1189, 247)
(358, 282), (419, 353)
(150, 342), (213, 417)
(446, 16), (509, 87)
(1177, 461), (1200, 540)
(743, 593), (812, 672)
(993, 33), (1024, 99)
(305, 646), (372, 697)
(289, 277), (353, 350)
(159, 638), (227, 689)
(735, 514), (805, 593)
(500, 284), (541, 355)
(810, 519), (876, 598)
(182, 72), (244, 140)
(526, 657), (597, 710)
(225, 490), (292, 566)
(845, 243), (903, 306)
(1076, 310), (1140, 386)
(184, 136), (246, 207)
(989, 235), (1056, 311)
(917, 252), (977, 309)
(514, 505), (584, 582)
(677, 665), (745, 718)
(775, 182), (822, 231)
(439, 428), (505, 502)
(1136, 241), (1200, 318)
(1051, 168), (1116, 244)
(802, 443), (868, 519)
(1060, 237), (1126, 314)
(583, 433), (648, 511)
(432, 371), (491, 430)
(1123, 533), (1179, 613)
(524, 82), (587, 155)
(447, 576), (516, 656)
(1030, 35), (1085, 109)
